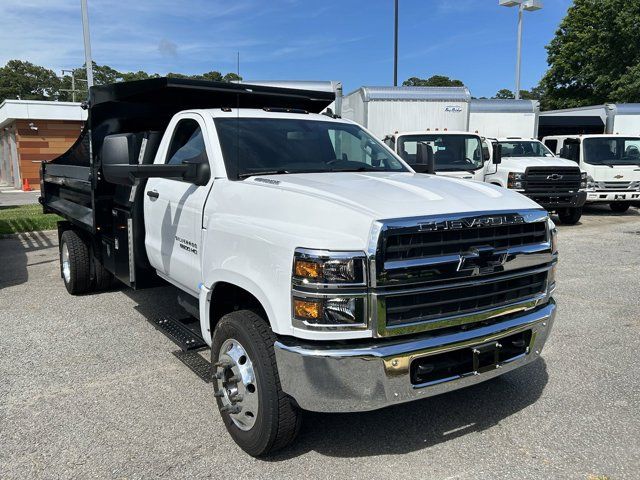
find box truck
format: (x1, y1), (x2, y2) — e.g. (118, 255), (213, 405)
(538, 103), (640, 138)
(470, 99), (539, 138)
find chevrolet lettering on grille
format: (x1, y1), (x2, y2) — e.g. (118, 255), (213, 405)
(418, 214), (525, 231)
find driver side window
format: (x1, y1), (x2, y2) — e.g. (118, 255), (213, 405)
(166, 119), (209, 167)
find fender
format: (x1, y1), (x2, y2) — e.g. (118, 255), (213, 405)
(199, 269), (279, 346)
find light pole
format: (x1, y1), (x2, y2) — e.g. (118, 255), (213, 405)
(499, 0), (542, 99)
(80, 0), (94, 90)
(393, 0), (398, 86)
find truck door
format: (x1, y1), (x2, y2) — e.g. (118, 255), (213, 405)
(144, 115), (213, 295)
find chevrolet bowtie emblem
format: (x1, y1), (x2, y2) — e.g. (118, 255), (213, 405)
(546, 174), (563, 180)
(614, 174), (624, 179)
(457, 245), (508, 276)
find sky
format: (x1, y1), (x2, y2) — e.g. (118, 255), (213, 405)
(0, 0), (574, 98)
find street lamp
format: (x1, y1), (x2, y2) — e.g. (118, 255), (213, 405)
(499, 0), (543, 99)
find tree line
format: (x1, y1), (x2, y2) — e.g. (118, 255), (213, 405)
(0, 0), (637, 108)
(0, 60), (242, 103)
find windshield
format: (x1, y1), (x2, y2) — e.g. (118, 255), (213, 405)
(397, 134), (483, 171)
(214, 118), (408, 179)
(498, 140), (554, 158)
(583, 137), (640, 166)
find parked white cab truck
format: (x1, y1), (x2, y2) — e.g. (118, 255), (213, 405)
(384, 131), (587, 224)
(41, 79), (558, 456)
(542, 135), (640, 212)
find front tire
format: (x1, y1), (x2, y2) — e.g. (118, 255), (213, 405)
(558, 207), (582, 225)
(60, 230), (92, 295)
(610, 202), (630, 213)
(211, 310), (301, 456)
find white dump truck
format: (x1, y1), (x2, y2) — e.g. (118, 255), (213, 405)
(41, 78), (558, 456)
(542, 134), (640, 212)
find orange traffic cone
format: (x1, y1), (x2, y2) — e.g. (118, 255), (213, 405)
(22, 178), (32, 191)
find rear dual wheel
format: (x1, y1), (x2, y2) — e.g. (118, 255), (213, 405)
(211, 310), (301, 456)
(60, 230), (113, 295)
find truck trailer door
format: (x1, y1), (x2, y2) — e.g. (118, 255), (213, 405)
(144, 116), (212, 295)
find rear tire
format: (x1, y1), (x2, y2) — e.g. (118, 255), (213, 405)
(610, 202), (630, 213)
(211, 310), (301, 457)
(60, 230), (92, 295)
(557, 207), (582, 225)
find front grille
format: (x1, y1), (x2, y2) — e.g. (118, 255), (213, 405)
(596, 181), (638, 191)
(374, 211), (554, 337)
(384, 222), (546, 262)
(385, 270), (546, 327)
(523, 167), (582, 193)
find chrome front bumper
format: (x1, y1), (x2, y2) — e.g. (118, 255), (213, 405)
(274, 300), (556, 413)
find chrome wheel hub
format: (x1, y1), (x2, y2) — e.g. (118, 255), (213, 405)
(214, 338), (258, 431)
(61, 242), (71, 284)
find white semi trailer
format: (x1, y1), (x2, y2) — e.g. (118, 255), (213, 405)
(470, 99), (539, 138)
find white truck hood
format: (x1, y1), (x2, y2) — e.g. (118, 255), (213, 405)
(499, 157), (579, 172)
(248, 171), (540, 219)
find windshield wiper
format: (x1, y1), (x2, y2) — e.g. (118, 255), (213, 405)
(328, 166), (375, 173)
(238, 170), (290, 178)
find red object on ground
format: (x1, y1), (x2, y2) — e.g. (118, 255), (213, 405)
(22, 178), (32, 191)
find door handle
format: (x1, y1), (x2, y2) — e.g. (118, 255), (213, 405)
(146, 190), (159, 199)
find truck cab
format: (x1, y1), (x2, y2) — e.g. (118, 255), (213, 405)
(542, 134), (640, 213)
(383, 130), (488, 181)
(484, 137), (587, 224)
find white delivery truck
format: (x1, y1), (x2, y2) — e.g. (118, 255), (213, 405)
(469, 99), (540, 138)
(538, 103), (640, 138)
(41, 78), (558, 456)
(341, 86), (471, 138)
(542, 134), (640, 212)
(384, 131), (587, 224)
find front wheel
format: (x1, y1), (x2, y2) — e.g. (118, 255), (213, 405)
(211, 310), (301, 456)
(610, 202), (630, 213)
(557, 207), (582, 225)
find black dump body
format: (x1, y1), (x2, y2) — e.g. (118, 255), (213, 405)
(41, 77), (334, 287)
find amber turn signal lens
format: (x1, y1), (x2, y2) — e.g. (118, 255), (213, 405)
(293, 299), (321, 319)
(294, 260), (322, 279)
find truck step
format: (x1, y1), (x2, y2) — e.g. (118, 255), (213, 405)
(172, 350), (211, 383)
(149, 314), (207, 351)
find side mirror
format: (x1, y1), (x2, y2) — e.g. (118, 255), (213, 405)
(492, 143), (502, 165)
(182, 156), (210, 186)
(415, 143), (435, 174)
(101, 133), (210, 186)
(482, 146), (491, 162)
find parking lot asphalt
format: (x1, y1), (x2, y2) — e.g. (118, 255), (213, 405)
(0, 188), (40, 207)
(1, 205), (639, 479)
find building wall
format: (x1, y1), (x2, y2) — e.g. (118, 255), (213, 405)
(15, 119), (84, 189)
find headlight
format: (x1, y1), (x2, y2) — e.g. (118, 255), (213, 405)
(292, 248), (368, 329)
(293, 296), (366, 326)
(293, 249), (366, 285)
(586, 174), (596, 190)
(507, 172), (525, 189)
(580, 172), (588, 189)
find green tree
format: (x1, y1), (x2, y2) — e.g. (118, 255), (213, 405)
(0, 60), (61, 101)
(540, 0), (640, 109)
(403, 75), (464, 87)
(494, 89), (515, 99)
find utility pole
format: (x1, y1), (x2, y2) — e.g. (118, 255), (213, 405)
(393, 0), (399, 86)
(80, 0), (94, 90)
(515, 2), (523, 99)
